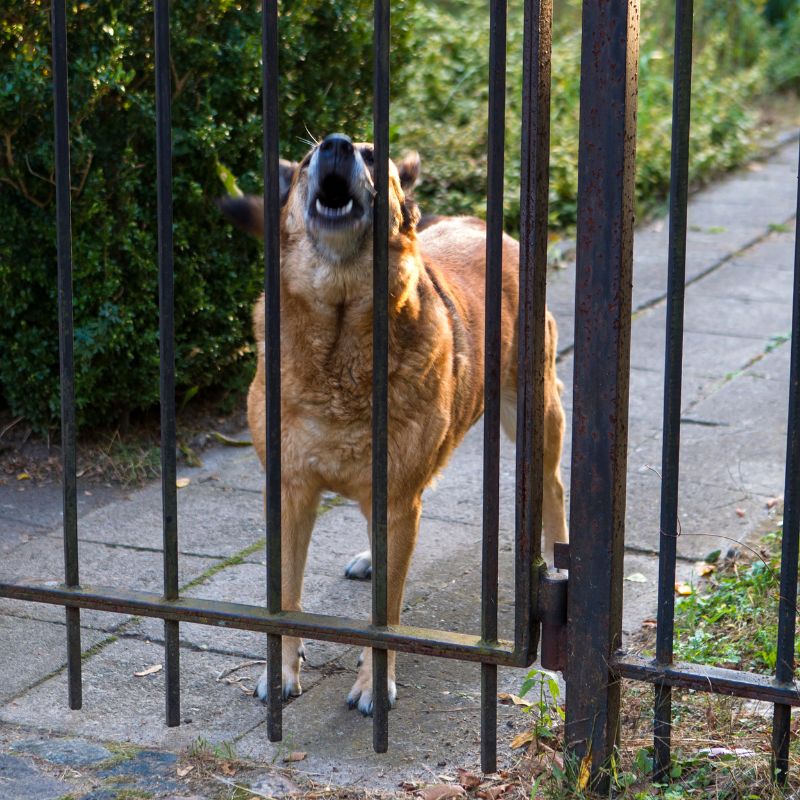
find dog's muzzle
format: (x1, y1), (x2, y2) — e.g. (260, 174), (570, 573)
(306, 134), (371, 232)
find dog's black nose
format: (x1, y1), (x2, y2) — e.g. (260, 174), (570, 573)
(319, 133), (354, 162)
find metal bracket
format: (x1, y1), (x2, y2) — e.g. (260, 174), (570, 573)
(538, 544), (568, 672)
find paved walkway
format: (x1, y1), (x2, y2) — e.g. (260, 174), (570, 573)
(0, 135), (797, 798)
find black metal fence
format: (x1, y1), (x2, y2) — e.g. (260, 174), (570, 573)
(0, 0), (798, 787)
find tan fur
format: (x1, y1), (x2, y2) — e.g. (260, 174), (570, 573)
(236, 143), (567, 711)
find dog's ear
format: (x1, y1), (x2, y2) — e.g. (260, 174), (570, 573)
(278, 159), (298, 206)
(397, 151), (420, 193)
(217, 195), (265, 238)
(400, 194), (421, 234)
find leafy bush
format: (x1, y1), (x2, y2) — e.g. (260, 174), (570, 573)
(0, 0), (415, 431)
(392, 0), (793, 234)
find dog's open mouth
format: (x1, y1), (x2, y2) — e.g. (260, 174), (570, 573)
(312, 174), (362, 226)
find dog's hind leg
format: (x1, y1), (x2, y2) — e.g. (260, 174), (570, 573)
(347, 496), (422, 715)
(542, 387), (568, 567)
(255, 483), (320, 702)
(344, 498), (373, 579)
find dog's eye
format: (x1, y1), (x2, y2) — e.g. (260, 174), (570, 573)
(361, 148), (374, 165)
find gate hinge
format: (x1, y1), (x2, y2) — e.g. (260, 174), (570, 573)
(538, 544), (568, 672)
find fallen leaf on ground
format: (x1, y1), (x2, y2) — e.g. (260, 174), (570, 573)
(510, 730), (535, 749)
(400, 781), (421, 791)
(220, 761), (236, 775)
(176, 764), (194, 777)
(735, 507), (746, 517)
(283, 751), (307, 763)
(176, 477), (191, 488)
(16, 472), (30, 481)
(416, 785), (466, 799)
(766, 496), (782, 509)
(457, 768), (481, 789)
(497, 692), (533, 707)
(134, 664), (163, 677)
(674, 582), (693, 596)
(624, 572), (647, 583)
(477, 784), (511, 799)
(211, 431), (253, 447)
(578, 753), (592, 790)
(641, 619), (657, 628)
(695, 561), (716, 577)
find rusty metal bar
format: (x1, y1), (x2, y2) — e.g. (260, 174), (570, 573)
(771, 136), (800, 785)
(514, 0), (552, 665)
(565, 0), (639, 782)
(0, 581), (519, 665)
(372, 0), (391, 754)
(154, 0), (180, 730)
(261, 0), (283, 744)
(653, 0), (694, 782)
(615, 654), (800, 707)
(51, 0), (82, 712)
(481, 0), (508, 774)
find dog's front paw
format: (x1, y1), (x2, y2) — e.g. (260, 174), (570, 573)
(254, 639), (305, 702)
(344, 549), (372, 580)
(346, 649), (397, 716)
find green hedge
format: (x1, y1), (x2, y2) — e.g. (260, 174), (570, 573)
(0, 0), (414, 431)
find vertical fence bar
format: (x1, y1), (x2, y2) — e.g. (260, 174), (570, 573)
(565, 0), (639, 782)
(51, 0), (82, 711)
(372, 0), (390, 755)
(653, 0), (694, 782)
(514, 0), (552, 663)
(261, 0), (283, 743)
(154, 0), (180, 728)
(771, 136), (800, 785)
(481, 0), (507, 774)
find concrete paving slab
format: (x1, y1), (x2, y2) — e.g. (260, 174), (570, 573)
(56, 480), (266, 559)
(0, 638), (271, 750)
(0, 537), (219, 629)
(235, 655), (533, 792)
(0, 616), (106, 705)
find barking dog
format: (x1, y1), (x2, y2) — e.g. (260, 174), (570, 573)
(220, 133), (567, 715)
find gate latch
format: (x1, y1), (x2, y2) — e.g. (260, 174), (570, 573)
(539, 542), (568, 672)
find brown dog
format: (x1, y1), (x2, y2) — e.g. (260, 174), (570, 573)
(220, 134), (567, 715)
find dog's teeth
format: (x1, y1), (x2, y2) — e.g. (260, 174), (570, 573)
(316, 198), (325, 215)
(316, 198), (353, 219)
(343, 199), (353, 214)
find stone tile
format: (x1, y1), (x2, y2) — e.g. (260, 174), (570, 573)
(57, 481), (266, 560)
(0, 638), (271, 750)
(0, 538), (219, 629)
(0, 754), (70, 800)
(10, 737), (111, 767)
(0, 616), (106, 704)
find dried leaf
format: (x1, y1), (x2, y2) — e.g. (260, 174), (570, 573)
(220, 761), (236, 776)
(477, 784), (511, 799)
(176, 477), (191, 489)
(674, 582), (693, 596)
(134, 664), (163, 677)
(510, 730), (535, 749)
(641, 619), (657, 628)
(497, 692), (533, 708)
(766, 496), (782, 509)
(176, 764), (195, 777)
(416, 786), (466, 800)
(695, 561), (716, 577)
(211, 431), (253, 447)
(400, 781), (421, 792)
(624, 572), (647, 583)
(283, 751), (307, 763)
(16, 472), (30, 481)
(457, 768), (481, 789)
(735, 507), (746, 518)
(578, 753), (592, 790)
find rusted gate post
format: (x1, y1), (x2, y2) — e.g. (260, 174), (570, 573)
(565, 0), (639, 784)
